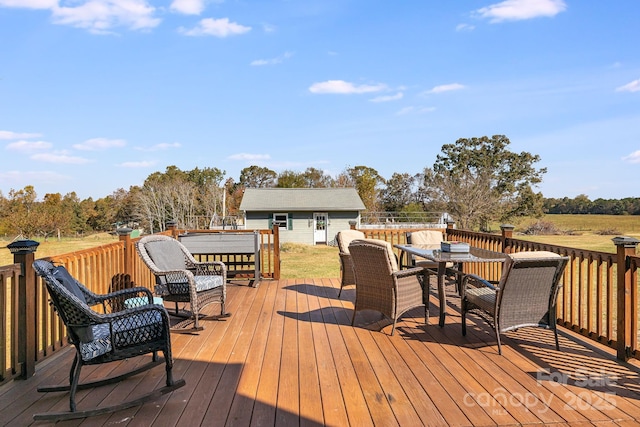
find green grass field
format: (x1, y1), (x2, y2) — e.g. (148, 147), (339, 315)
(1, 214), (638, 277)
(512, 214), (640, 253)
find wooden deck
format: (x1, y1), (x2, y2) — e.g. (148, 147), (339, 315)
(3, 277), (640, 426)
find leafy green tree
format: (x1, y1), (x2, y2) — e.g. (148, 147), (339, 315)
(276, 170), (307, 188)
(380, 172), (416, 212)
(39, 193), (70, 240)
(5, 186), (39, 237)
(338, 166), (385, 212)
(419, 135), (546, 230)
(302, 167), (334, 188)
(240, 165), (277, 188)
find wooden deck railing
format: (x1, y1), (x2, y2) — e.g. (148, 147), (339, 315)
(358, 224), (640, 361)
(0, 226), (280, 384)
(2, 223), (638, 387)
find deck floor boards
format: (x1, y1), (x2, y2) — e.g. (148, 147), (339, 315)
(3, 276), (640, 426)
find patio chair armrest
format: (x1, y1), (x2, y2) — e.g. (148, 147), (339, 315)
(461, 273), (498, 292)
(394, 266), (424, 279)
(88, 287), (154, 304)
(189, 260), (226, 276)
(102, 303), (170, 323)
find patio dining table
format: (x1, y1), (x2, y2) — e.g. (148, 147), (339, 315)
(394, 244), (507, 327)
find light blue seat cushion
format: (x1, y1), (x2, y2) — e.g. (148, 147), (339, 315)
(124, 296), (164, 309)
(78, 311), (163, 361)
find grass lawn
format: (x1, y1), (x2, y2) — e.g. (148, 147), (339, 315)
(512, 214), (640, 254)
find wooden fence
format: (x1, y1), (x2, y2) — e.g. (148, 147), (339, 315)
(1, 223), (638, 386)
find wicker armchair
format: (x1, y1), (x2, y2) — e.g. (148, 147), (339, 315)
(349, 238), (426, 335)
(335, 229), (365, 297)
(32, 260), (185, 421)
(136, 235), (229, 333)
(461, 251), (569, 354)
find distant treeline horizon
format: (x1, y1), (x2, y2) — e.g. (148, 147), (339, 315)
(543, 195), (640, 215)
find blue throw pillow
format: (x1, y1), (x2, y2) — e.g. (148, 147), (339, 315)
(52, 266), (87, 304)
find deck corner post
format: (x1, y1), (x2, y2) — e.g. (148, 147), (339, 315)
(166, 221), (178, 238)
(272, 226), (281, 280)
(500, 224), (515, 254)
(7, 240), (39, 379)
(117, 228), (134, 279)
(612, 236), (640, 361)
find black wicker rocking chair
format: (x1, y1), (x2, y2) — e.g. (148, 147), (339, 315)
(32, 259), (185, 422)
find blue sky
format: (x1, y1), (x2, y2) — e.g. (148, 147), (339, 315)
(1, 0), (639, 201)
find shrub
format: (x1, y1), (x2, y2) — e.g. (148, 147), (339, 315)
(521, 220), (563, 235)
(596, 228), (622, 236)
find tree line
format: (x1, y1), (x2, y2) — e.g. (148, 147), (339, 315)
(1, 135), (637, 239)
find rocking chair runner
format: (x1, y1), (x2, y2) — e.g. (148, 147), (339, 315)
(32, 259), (185, 422)
(136, 234), (229, 333)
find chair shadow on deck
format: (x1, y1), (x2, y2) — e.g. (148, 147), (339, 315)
(283, 283), (344, 299)
(21, 355), (326, 426)
(512, 328), (640, 401)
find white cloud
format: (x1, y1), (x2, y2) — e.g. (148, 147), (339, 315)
(396, 106), (436, 116)
(262, 23), (276, 33)
(309, 80), (386, 95)
(170, 0), (205, 15)
(0, 170), (68, 184)
(228, 153), (270, 161)
(73, 137), (126, 150)
(369, 92), (403, 103)
(474, 0), (567, 23)
(179, 17), (251, 37)
(0, 130), (42, 140)
(31, 152), (92, 164)
(456, 23), (475, 32)
(622, 150), (640, 164)
(251, 51), (293, 66)
(0, 0), (57, 9)
(118, 160), (156, 167)
(51, 0), (160, 34)
(5, 140), (53, 151)
(136, 142), (182, 151)
(615, 79), (640, 93)
(426, 83), (465, 94)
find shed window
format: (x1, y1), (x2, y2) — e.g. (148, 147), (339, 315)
(273, 213), (290, 230)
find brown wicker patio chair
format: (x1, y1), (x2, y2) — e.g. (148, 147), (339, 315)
(349, 238), (426, 335)
(32, 259), (185, 421)
(460, 251), (569, 354)
(336, 229), (365, 297)
(136, 234), (229, 333)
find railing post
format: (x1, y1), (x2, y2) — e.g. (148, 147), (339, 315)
(446, 220), (455, 240)
(166, 221), (178, 238)
(500, 224), (515, 254)
(612, 236), (640, 361)
(117, 228), (133, 279)
(7, 239), (40, 379)
(349, 220), (357, 230)
(272, 226), (281, 280)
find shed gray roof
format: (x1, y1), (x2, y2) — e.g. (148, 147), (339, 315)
(239, 188), (366, 211)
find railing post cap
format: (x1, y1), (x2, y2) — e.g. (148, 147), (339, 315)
(7, 239), (40, 254)
(116, 227), (133, 236)
(612, 236), (640, 247)
(166, 221), (177, 227)
(500, 224), (515, 231)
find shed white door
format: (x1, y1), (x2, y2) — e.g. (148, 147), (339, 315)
(313, 213), (328, 244)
